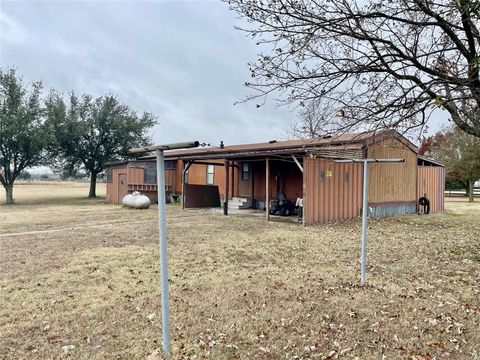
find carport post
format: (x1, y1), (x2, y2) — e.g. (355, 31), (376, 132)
(156, 149), (171, 358)
(266, 157), (270, 221)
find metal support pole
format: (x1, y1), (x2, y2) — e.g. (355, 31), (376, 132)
(155, 149), (171, 358)
(291, 155), (303, 173)
(224, 159), (229, 215)
(231, 161), (235, 197)
(181, 161), (186, 210)
(360, 160), (369, 285)
(266, 157), (270, 221)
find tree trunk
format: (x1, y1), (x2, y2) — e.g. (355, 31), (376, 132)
(4, 183), (14, 205)
(88, 173), (97, 198)
(468, 179), (474, 202)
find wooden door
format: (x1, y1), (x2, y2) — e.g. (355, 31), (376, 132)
(118, 173), (128, 203)
(238, 162), (252, 197)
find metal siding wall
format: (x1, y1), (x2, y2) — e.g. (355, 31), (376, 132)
(369, 204), (417, 216)
(212, 161), (227, 197)
(367, 138), (417, 203)
(127, 167), (144, 184)
(188, 163), (207, 185)
(164, 169), (176, 192)
(303, 158), (362, 225)
(105, 165), (128, 204)
(175, 160), (183, 193)
(417, 166), (445, 213)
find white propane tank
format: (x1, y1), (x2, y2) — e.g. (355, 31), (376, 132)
(122, 191), (151, 209)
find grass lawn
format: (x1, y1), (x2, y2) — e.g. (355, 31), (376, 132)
(1, 183), (479, 359)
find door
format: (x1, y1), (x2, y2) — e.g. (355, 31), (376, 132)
(238, 162), (252, 197)
(118, 173), (128, 203)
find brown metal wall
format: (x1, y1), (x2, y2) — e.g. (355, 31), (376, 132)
(367, 137), (417, 203)
(417, 166), (445, 213)
(176, 160), (233, 198)
(164, 169), (176, 192)
(127, 166), (144, 184)
(303, 157), (363, 225)
(106, 164), (128, 204)
(175, 160), (183, 193)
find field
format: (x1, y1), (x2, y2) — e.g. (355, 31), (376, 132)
(1, 183), (479, 359)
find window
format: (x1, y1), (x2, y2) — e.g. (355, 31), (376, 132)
(206, 164), (214, 184)
(143, 162), (157, 184)
(241, 163), (250, 181)
(164, 160), (176, 169)
(106, 169), (113, 183)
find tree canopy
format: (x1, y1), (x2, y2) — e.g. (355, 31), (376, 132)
(0, 68), (46, 204)
(226, 0), (480, 138)
(46, 93), (156, 197)
(423, 125), (480, 201)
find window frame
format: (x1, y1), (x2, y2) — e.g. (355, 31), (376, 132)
(206, 164), (215, 185)
(241, 162), (250, 181)
(106, 169), (113, 183)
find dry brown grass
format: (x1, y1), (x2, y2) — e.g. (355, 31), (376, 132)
(1, 183), (479, 359)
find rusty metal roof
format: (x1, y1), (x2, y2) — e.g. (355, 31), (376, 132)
(418, 155), (445, 167)
(139, 130), (417, 160)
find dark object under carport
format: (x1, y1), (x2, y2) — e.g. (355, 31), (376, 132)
(184, 184), (221, 208)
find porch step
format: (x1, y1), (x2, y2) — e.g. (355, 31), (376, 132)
(228, 197), (252, 210)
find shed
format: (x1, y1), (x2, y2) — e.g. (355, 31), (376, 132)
(105, 159), (177, 204)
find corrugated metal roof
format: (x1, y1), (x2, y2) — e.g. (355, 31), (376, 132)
(138, 130), (417, 160)
(418, 155), (445, 167)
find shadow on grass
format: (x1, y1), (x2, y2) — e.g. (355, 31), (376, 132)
(1, 196), (107, 207)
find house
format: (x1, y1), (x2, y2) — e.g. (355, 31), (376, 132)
(105, 130), (445, 225)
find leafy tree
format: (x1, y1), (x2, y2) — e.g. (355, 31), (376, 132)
(18, 170), (32, 180)
(0, 68), (46, 204)
(226, 0), (480, 138)
(428, 126), (480, 201)
(46, 93), (156, 198)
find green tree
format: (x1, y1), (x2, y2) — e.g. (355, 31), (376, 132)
(18, 170), (32, 180)
(428, 126), (480, 202)
(226, 0), (480, 138)
(0, 68), (46, 204)
(46, 93), (156, 198)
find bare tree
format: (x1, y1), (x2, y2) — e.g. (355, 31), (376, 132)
(226, 0), (480, 137)
(290, 99), (326, 138)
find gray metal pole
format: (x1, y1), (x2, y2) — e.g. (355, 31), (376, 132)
(361, 160), (368, 285)
(155, 149), (171, 357)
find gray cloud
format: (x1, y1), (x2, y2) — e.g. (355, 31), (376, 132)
(0, 0), (294, 146)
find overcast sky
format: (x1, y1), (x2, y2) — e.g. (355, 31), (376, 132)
(1, 0), (448, 150)
(0, 0), (299, 147)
